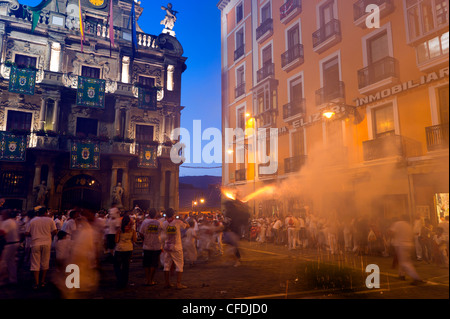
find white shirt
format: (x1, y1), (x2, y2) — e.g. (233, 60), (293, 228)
(162, 219), (188, 251)
(61, 219), (77, 238)
(390, 220), (414, 248)
(139, 218), (163, 251)
(0, 218), (19, 243)
(26, 216), (57, 247)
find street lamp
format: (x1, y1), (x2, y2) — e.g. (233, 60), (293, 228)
(321, 102), (363, 124)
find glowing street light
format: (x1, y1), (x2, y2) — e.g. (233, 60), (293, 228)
(200, 198), (205, 204)
(322, 110), (336, 119)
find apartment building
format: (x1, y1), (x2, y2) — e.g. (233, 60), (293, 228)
(218, 0), (449, 223)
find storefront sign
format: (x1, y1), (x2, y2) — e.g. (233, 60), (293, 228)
(354, 67), (449, 107)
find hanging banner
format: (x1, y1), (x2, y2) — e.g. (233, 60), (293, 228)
(0, 132), (27, 162)
(76, 76), (106, 108)
(70, 141), (100, 170)
(138, 87), (158, 110)
(8, 65), (37, 95)
(138, 144), (158, 168)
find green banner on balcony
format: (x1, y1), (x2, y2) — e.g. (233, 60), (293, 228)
(138, 87), (158, 110)
(138, 144), (158, 168)
(76, 76), (106, 109)
(70, 142), (100, 170)
(0, 132), (26, 162)
(8, 65), (36, 95)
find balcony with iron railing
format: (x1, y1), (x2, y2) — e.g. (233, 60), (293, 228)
(257, 63), (275, 83)
(234, 44), (245, 62)
(256, 18), (274, 43)
(363, 135), (422, 161)
(235, 169), (247, 182)
(235, 82), (246, 99)
(353, 0), (394, 28)
(283, 99), (306, 122)
(426, 124), (449, 152)
(312, 19), (342, 53)
(284, 155), (307, 174)
(358, 56), (399, 94)
(280, 0), (302, 24)
(281, 44), (304, 71)
(315, 81), (346, 106)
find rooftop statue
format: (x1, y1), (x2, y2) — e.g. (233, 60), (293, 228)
(160, 3), (177, 35)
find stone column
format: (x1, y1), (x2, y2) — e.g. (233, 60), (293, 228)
(47, 164), (55, 209)
(122, 168), (129, 209)
(50, 42), (61, 72)
(110, 168), (118, 206)
(167, 65), (174, 91)
(121, 56), (130, 83)
(39, 97), (47, 130)
(52, 99), (60, 132)
(160, 169), (166, 210)
(169, 168), (176, 208)
(114, 105), (121, 137)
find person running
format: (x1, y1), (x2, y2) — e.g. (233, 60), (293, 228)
(138, 208), (163, 286)
(161, 208), (189, 289)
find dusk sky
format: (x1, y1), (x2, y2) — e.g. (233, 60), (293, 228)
(25, 0), (223, 177)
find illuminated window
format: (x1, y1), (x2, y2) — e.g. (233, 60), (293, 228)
(416, 31), (449, 63)
(373, 104), (395, 138)
(0, 171), (26, 196)
(135, 176), (151, 194)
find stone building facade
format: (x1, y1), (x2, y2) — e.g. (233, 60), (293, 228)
(0, 0), (187, 212)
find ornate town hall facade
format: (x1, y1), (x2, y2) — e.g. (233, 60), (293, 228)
(0, 0), (187, 212)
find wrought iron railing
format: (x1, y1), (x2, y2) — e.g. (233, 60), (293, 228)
(312, 19), (341, 49)
(256, 18), (273, 41)
(281, 44), (304, 68)
(358, 56), (399, 89)
(235, 82), (246, 99)
(426, 124), (449, 151)
(234, 44), (245, 61)
(315, 81), (345, 106)
(283, 99), (306, 120)
(257, 63), (275, 83)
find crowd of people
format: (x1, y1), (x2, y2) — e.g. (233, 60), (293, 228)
(0, 200), (238, 294)
(0, 197), (448, 293)
(248, 212), (449, 265)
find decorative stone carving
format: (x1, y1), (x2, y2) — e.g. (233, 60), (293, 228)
(62, 72), (78, 88)
(105, 79), (117, 94)
(131, 63), (164, 101)
(73, 52), (113, 79)
(129, 114), (160, 141)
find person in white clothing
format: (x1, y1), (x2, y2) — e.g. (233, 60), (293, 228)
(0, 209), (20, 285)
(25, 207), (57, 289)
(162, 208), (189, 289)
(413, 214), (424, 261)
(390, 215), (425, 285)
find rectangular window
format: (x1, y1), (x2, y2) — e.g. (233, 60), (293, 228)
(323, 56), (340, 90)
(261, 2), (271, 22)
(290, 77), (303, 103)
(237, 107), (246, 131)
(262, 45), (272, 66)
(236, 28), (245, 48)
(81, 66), (101, 79)
(237, 66), (245, 86)
(139, 76), (156, 88)
(320, 0), (335, 26)
(292, 129), (305, 157)
(287, 24), (300, 49)
(14, 54), (37, 68)
(438, 86), (449, 124)
(416, 31), (449, 63)
(134, 176), (151, 194)
(0, 171), (26, 196)
(373, 104), (395, 138)
(368, 31), (389, 64)
(6, 110), (32, 131)
(406, 0), (449, 42)
(135, 125), (154, 143)
(76, 117), (98, 137)
(236, 2), (244, 23)
(44, 100), (55, 131)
